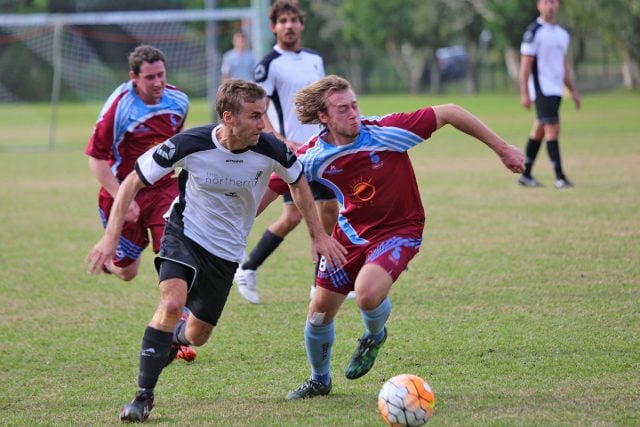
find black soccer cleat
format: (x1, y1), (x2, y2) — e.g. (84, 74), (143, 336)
(285, 378), (332, 400)
(120, 390), (154, 422)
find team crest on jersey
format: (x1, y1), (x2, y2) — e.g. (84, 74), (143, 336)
(369, 151), (384, 169)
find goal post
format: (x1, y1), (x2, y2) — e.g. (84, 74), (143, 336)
(0, 7), (264, 149)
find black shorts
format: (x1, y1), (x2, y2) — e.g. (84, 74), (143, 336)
(283, 181), (336, 204)
(154, 220), (237, 327)
(534, 95), (562, 124)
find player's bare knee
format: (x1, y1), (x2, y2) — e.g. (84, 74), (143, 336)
(308, 311), (326, 326)
(283, 212), (303, 229)
(159, 299), (183, 319)
(356, 292), (382, 311)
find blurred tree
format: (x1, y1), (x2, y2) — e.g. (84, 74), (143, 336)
(564, 0), (639, 89)
(340, 0), (463, 94)
(484, 0), (537, 82)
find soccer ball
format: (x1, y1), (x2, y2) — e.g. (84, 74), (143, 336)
(377, 374), (435, 426)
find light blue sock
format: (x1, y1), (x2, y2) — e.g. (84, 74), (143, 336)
(361, 297), (391, 342)
(304, 320), (334, 385)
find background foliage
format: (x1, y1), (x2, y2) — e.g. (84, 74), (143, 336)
(0, 0), (638, 95)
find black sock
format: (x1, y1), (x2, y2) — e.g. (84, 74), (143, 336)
(546, 139), (565, 179)
(138, 326), (173, 391)
(523, 138), (542, 178)
(242, 229), (284, 270)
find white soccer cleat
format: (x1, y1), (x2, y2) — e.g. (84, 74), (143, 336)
(234, 267), (260, 304)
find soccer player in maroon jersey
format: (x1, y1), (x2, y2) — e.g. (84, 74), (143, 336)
(86, 45), (189, 282)
(271, 76), (524, 400)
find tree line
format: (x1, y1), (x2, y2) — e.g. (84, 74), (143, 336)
(3, 0), (639, 93)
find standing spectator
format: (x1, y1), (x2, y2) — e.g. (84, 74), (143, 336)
(86, 45), (189, 282)
(220, 31), (255, 81)
(86, 79), (346, 422)
(263, 75), (523, 400)
(234, 0), (343, 304)
(518, 0), (581, 188)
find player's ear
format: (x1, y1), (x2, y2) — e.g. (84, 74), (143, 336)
(317, 110), (328, 126)
(222, 110), (235, 125)
(129, 70), (136, 81)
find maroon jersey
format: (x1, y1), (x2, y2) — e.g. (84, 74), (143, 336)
(85, 80), (189, 194)
(270, 107), (437, 244)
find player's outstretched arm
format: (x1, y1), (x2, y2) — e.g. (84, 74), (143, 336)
(432, 104), (525, 174)
(288, 176), (346, 270)
(86, 171), (146, 274)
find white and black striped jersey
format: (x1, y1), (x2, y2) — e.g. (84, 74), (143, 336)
(521, 17), (570, 99)
(254, 45), (325, 147)
(135, 124), (302, 262)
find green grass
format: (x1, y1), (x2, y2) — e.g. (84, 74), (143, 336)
(0, 91), (639, 426)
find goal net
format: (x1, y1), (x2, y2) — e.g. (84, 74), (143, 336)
(0, 8), (262, 149)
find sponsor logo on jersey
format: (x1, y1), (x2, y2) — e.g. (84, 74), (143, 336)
(351, 178), (376, 204)
(204, 172), (258, 189)
(254, 64), (266, 81)
(156, 140), (176, 161)
(325, 165), (343, 175)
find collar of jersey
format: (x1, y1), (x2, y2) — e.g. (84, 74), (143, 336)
(273, 45), (303, 55)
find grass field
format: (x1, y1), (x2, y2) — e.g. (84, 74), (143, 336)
(0, 91), (639, 426)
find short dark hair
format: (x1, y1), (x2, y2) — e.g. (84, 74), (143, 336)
(128, 45), (166, 75)
(216, 79), (266, 118)
(269, 0), (304, 25)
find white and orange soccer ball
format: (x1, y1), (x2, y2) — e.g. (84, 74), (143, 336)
(377, 374), (436, 426)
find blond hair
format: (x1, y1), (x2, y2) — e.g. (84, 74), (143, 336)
(294, 75), (352, 125)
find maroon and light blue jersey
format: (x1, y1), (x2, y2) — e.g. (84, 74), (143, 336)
(270, 107), (437, 245)
(85, 80), (189, 191)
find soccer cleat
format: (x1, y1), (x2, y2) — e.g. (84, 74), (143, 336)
(285, 378), (332, 400)
(344, 327), (387, 380)
(518, 174), (542, 187)
(120, 390), (154, 422)
(234, 267), (260, 304)
(175, 345), (197, 362)
(554, 177), (574, 189)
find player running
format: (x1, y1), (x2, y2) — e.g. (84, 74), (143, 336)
(265, 76), (524, 399)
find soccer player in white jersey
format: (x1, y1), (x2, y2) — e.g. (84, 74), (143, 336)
(86, 79), (346, 422)
(263, 76), (524, 400)
(518, 0), (581, 189)
(234, 0), (345, 304)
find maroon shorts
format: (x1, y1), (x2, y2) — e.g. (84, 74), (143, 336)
(316, 229), (422, 295)
(98, 179), (178, 268)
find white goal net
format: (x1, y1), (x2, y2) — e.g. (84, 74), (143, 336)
(0, 8), (262, 148)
